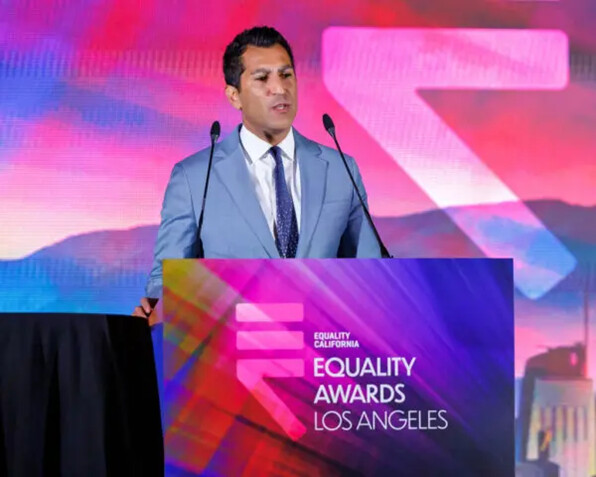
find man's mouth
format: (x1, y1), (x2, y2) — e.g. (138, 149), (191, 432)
(272, 103), (290, 112)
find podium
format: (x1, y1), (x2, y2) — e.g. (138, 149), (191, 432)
(162, 258), (514, 476)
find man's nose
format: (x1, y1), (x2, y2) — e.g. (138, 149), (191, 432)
(268, 76), (285, 95)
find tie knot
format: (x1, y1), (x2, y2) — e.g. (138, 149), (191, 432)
(270, 146), (283, 166)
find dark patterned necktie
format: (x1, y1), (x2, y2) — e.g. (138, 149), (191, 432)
(270, 146), (299, 258)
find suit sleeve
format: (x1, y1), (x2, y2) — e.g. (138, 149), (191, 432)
(337, 156), (383, 258)
(145, 163), (198, 298)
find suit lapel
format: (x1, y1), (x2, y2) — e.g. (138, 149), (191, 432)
(295, 130), (327, 258)
(213, 128), (279, 258)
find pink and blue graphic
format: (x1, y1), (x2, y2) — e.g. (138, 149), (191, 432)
(162, 258), (514, 476)
(323, 27), (575, 300)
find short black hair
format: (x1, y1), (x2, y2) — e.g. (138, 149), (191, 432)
(223, 26), (295, 90)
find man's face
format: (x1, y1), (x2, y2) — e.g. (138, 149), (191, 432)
(226, 44), (298, 142)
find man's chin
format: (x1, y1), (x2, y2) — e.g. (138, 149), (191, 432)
(263, 122), (293, 137)
(268, 111), (296, 128)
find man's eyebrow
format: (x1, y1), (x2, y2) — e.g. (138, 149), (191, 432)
(250, 65), (294, 75)
(250, 68), (271, 75)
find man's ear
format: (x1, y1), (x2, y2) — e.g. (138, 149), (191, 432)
(225, 85), (242, 110)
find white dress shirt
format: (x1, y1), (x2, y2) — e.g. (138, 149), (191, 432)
(239, 126), (302, 237)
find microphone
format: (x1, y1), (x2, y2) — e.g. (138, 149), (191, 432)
(195, 121), (221, 258)
(322, 113), (392, 258)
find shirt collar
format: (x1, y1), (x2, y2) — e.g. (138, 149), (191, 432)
(240, 125), (295, 163)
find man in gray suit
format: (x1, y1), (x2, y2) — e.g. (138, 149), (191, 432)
(134, 26), (380, 317)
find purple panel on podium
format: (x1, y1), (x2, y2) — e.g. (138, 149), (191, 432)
(163, 259), (513, 476)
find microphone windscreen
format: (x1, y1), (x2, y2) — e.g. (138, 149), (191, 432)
(210, 121), (221, 140)
(322, 113), (335, 133)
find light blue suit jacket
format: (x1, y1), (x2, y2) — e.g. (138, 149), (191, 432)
(146, 126), (381, 298)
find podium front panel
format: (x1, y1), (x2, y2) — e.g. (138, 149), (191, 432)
(163, 259), (513, 476)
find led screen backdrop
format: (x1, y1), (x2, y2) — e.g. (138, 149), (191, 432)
(0, 0), (595, 474)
